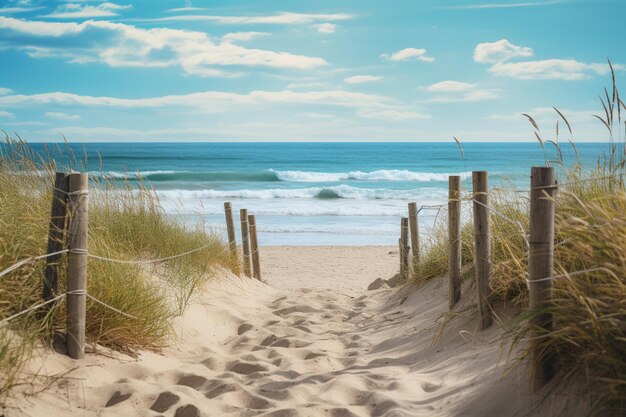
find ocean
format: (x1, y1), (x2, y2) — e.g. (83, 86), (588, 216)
(30, 142), (609, 246)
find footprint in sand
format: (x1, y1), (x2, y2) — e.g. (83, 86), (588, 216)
(177, 375), (207, 390)
(204, 381), (237, 399)
(304, 352), (326, 360)
(261, 334), (280, 346)
(229, 361), (268, 375)
(174, 404), (200, 417)
(105, 391), (131, 407)
(420, 381), (443, 392)
(237, 323), (254, 335)
(150, 391), (180, 413)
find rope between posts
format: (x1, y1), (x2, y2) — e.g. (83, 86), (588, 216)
(0, 289), (138, 328)
(1, 241), (227, 281)
(69, 242), (227, 265)
(417, 204), (447, 214)
(0, 293), (66, 328)
(0, 249), (69, 279)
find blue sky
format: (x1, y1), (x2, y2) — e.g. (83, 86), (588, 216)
(0, 0), (624, 142)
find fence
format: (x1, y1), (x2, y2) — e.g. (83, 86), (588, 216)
(0, 172), (262, 360)
(399, 166), (558, 390)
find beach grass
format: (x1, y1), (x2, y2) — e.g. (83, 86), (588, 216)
(0, 139), (232, 396)
(412, 72), (625, 414)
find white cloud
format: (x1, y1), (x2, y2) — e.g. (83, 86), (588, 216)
(0, 88), (434, 124)
(4, 120), (47, 126)
(473, 39), (620, 81)
(45, 111), (80, 120)
(357, 109), (431, 121)
(441, 1), (564, 9)
(285, 82), (330, 90)
(0, 0), (42, 14)
(484, 107), (600, 121)
(0, 17), (327, 76)
(424, 81), (497, 102)
(43, 2), (132, 19)
(222, 31), (269, 43)
(305, 112), (337, 119)
(167, 1), (205, 12)
(425, 81), (476, 92)
(474, 39), (533, 64)
(344, 75), (383, 84)
(0, 6), (43, 14)
(489, 59), (618, 80)
(312, 23), (336, 34)
(139, 12), (353, 25)
(167, 7), (206, 12)
(0, 87), (13, 95)
(0, 110), (15, 118)
(381, 48), (434, 63)
(0, 89), (391, 111)
(485, 107), (603, 136)
(427, 90), (498, 103)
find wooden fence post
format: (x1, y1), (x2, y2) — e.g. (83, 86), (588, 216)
(408, 202), (419, 276)
(400, 217), (409, 280)
(66, 173), (88, 359)
(529, 166), (557, 389)
(248, 214), (261, 281)
(240, 208), (251, 277)
(472, 171), (492, 329)
(223, 202), (239, 274)
(448, 175), (462, 309)
(43, 172), (68, 303)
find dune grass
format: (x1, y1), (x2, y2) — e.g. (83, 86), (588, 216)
(412, 72), (625, 414)
(0, 139), (232, 396)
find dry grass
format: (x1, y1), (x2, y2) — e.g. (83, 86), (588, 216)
(0, 139), (232, 396)
(413, 69), (625, 414)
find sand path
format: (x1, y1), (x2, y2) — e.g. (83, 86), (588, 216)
(14, 247), (573, 417)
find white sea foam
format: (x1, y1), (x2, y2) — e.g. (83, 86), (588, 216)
(270, 169), (471, 182)
(91, 170), (178, 179)
(156, 185), (445, 201)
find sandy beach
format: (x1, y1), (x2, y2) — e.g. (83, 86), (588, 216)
(6, 245), (581, 417)
(261, 246), (400, 289)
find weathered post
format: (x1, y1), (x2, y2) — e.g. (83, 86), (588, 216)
(472, 171), (492, 329)
(223, 202), (239, 274)
(408, 202), (419, 275)
(248, 214), (262, 281)
(66, 173), (88, 359)
(400, 217), (409, 280)
(43, 172), (68, 303)
(529, 166), (557, 389)
(240, 208), (252, 277)
(448, 175), (462, 309)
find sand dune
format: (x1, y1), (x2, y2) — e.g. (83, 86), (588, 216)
(8, 247), (583, 417)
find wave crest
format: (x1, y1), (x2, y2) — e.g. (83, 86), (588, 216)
(156, 185), (445, 201)
(93, 169), (469, 183)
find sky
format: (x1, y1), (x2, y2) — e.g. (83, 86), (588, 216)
(0, 0), (624, 142)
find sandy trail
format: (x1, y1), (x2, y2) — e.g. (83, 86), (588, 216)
(11, 247), (578, 417)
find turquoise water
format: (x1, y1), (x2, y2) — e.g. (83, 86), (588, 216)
(30, 142), (609, 245)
